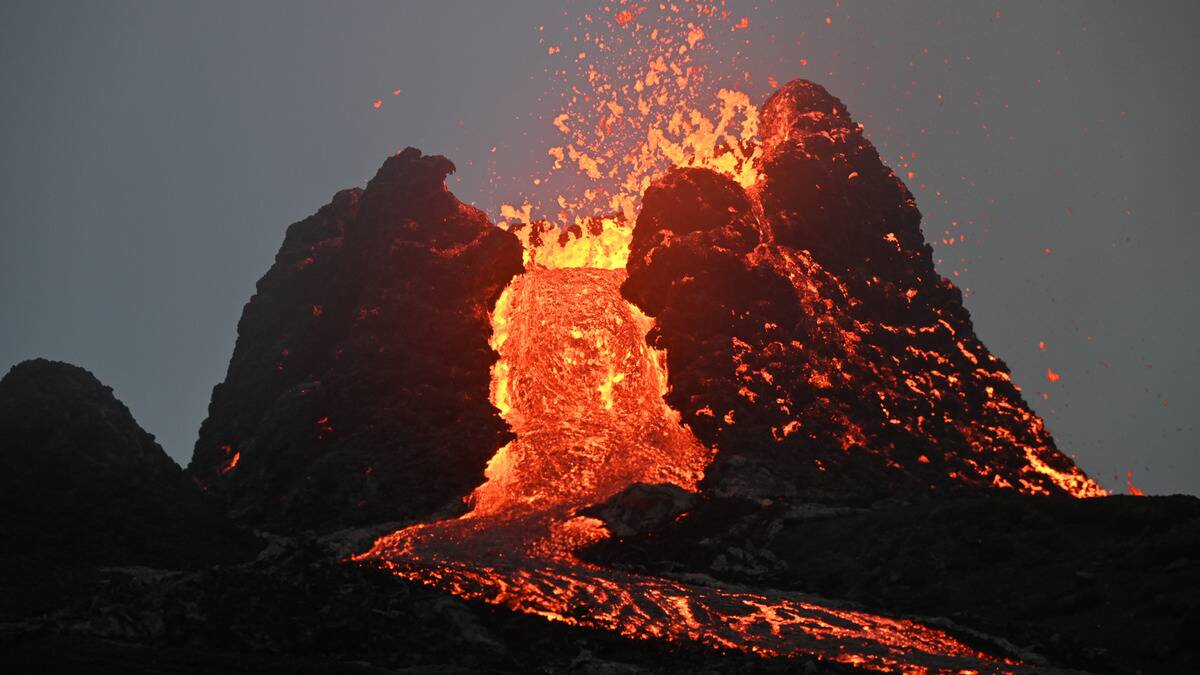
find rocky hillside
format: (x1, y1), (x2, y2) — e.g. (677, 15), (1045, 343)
(0, 359), (252, 616)
(188, 148), (523, 532)
(622, 80), (1102, 504)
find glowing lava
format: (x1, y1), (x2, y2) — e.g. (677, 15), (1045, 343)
(358, 8), (1097, 669)
(476, 268), (709, 517)
(358, 267), (1025, 673)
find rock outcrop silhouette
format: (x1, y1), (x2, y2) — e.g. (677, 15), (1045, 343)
(622, 80), (1102, 503)
(188, 148), (523, 532)
(0, 358), (248, 621)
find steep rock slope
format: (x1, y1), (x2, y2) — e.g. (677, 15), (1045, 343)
(189, 148), (523, 531)
(622, 80), (1101, 502)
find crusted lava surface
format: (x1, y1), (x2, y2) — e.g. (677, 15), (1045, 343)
(188, 148), (523, 532)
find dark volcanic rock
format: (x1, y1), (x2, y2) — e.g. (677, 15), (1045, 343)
(188, 148), (524, 532)
(580, 483), (698, 538)
(0, 359), (251, 615)
(0, 359), (240, 566)
(2, 531), (860, 675)
(584, 493), (1200, 675)
(622, 80), (1101, 503)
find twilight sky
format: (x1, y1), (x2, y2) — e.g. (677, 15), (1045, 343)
(1, 1), (1195, 495)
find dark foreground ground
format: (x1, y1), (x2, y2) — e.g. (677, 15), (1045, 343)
(3, 494), (1196, 674)
(0, 526), (860, 675)
(583, 491), (1200, 675)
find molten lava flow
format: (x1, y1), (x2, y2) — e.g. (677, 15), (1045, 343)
(499, 3), (765, 254)
(359, 267), (1024, 672)
(358, 11), (1095, 668)
(1126, 470), (1145, 496)
(499, 215), (634, 270)
(473, 268), (709, 517)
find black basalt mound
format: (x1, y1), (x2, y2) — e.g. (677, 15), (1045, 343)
(188, 148), (524, 532)
(0, 359), (246, 594)
(622, 80), (1101, 503)
(757, 79), (956, 324)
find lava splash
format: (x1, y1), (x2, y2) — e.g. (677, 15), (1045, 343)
(358, 268), (1023, 673)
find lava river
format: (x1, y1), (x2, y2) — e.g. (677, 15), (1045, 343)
(358, 267), (1031, 673)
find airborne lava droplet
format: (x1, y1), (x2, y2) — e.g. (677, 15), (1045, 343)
(1125, 470), (1145, 496)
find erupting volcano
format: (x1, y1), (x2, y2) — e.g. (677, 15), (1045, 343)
(359, 266), (1015, 672)
(349, 78), (1108, 672)
(5, 5), (1197, 674)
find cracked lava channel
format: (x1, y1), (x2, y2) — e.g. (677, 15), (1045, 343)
(357, 267), (1028, 673)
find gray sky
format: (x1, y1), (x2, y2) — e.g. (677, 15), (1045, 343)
(1, 1), (1195, 495)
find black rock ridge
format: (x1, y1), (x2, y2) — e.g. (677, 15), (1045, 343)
(188, 148), (524, 532)
(0, 359), (252, 618)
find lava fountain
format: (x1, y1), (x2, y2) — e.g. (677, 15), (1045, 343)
(358, 262), (1025, 672)
(356, 8), (1091, 669)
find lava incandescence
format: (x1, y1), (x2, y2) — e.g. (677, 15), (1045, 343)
(356, 19), (1099, 665)
(359, 264), (1025, 672)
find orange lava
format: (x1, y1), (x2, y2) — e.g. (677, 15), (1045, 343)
(357, 7), (1099, 669)
(218, 444), (240, 475)
(358, 267), (1024, 673)
(1126, 470), (1145, 496)
(503, 3), (761, 235)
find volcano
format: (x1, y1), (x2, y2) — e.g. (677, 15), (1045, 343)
(350, 80), (1104, 671)
(3, 79), (1197, 674)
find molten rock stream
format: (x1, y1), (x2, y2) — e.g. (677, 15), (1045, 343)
(359, 268), (1024, 673)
